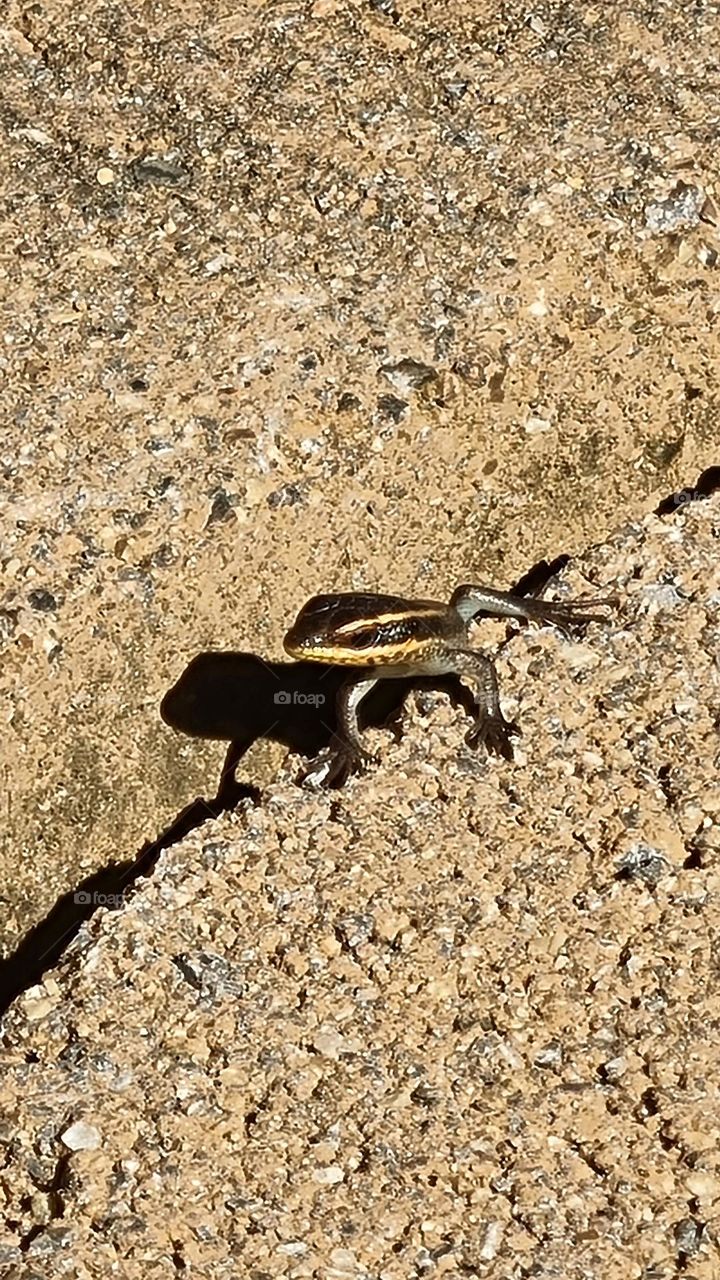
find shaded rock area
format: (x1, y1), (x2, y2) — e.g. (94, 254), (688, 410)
(3, 0), (720, 953)
(1, 498), (719, 1278)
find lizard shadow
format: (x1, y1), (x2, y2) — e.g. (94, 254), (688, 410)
(160, 653), (478, 798)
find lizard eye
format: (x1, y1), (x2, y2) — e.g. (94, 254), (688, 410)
(340, 627), (376, 649)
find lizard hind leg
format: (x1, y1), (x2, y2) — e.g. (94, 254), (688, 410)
(451, 583), (616, 637)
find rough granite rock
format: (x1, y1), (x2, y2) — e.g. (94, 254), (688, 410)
(1, 497), (718, 1278)
(3, 0), (720, 954)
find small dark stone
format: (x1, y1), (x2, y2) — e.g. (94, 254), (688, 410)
(0, 609), (19, 637)
(150, 543), (177, 568)
(336, 913), (374, 949)
(675, 1217), (703, 1256)
(616, 843), (670, 886)
(207, 490), (236, 525)
(411, 1080), (441, 1106)
(28, 589), (57, 613)
(267, 484), (303, 509)
(582, 305), (605, 327)
(444, 79), (469, 102)
(132, 155), (190, 186)
(534, 1042), (563, 1069)
(172, 950), (244, 1002)
(377, 394), (407, 422)
(488, 369), (507, 402)
(202, 840), (232, 866)
(337, 392), (361, 412)
(116, 567), (153, 596)
(130, 377), (148, 392)
(380, 358), (437, 390)
(368, 0), (398, 17)
(172, 954), (204, 991)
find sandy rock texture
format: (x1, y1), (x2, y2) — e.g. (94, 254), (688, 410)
(2, 0), (720, 951)
(1, 496), (719, 1277)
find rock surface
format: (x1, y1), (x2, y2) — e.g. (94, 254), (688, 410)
(3, 0), (720, 951)
(1, 496), (719, 1277)
(3, 0), (720, 1274)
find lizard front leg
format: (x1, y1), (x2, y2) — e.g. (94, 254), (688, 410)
(448, 649), (516, 760)
(300, 675), (379, 787)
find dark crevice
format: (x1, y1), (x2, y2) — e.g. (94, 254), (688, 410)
(243, 1092), (272, 1137)
(510, 554), (571, 599)
(0, 772), (257, 1021)
(171, 1240), (187, 1271)
(639, 1087), (661, 1118)
(45, 1151), (71, 1221)
(656, 762), (678, 808)
(659, 1125), (682, 1155)
(655, 464), (720, 515)
(19, 1222), (45, 1253)
(683, 840), (704, 870)
(569, 1140), (609, 1179)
